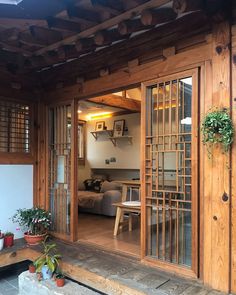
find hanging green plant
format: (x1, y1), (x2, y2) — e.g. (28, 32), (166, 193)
(201, 108), (234, 156)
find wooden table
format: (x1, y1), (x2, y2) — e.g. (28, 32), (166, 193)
(113, 180), (141, 236)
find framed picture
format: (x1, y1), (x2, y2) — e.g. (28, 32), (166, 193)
(113, 119), (125, 137)
(95, 121), (105, 131)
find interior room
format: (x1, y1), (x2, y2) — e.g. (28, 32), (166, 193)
(77, 88), (141, 257)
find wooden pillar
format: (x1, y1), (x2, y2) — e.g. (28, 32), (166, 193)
(36, 101), (47, 208)
(203, 21), (231, 292)
(231, 24), (236, 293)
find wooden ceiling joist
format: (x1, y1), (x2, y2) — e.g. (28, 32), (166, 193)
(47, 17), (81, 32)
(172, 0), (204, 14)
(30, 26), (62, 44)
(118, 19), (147, 35)
(67, 5), (101, 24)
(94, 29), (125, 46)
(19, 32), (48, 47)
(90, 0), (124, 16)
(0, 28), (19, 42)
(141, 8), (177, 26)
(34, 0), (171, 55)
(75, 38), (95, 53)
(88, 94), (141, 112)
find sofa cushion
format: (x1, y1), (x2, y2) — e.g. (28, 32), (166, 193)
(100, 180), (121, 193)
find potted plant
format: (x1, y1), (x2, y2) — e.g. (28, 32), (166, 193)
(12, 207), (51, 245)
(4, 232), (14, 248)
(0, 231), (4, 251)
(55, 269), (66, 287)
(34, 237), (61, 280)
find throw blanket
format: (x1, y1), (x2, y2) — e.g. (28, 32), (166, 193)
(78, 190), (103, 208)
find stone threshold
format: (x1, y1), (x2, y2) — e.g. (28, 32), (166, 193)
(0, 239), (226, 295)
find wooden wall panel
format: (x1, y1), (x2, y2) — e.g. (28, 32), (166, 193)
(203, 22), (231, 292)
(231, 24), (236, 293)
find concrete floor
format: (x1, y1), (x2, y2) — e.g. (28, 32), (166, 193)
(0, 261), (29, 295)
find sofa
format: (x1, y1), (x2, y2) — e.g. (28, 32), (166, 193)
(78, 180), (122, 217)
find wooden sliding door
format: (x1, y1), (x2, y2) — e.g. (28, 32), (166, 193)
(142, 69), (199, 277)
(46, 100), (78, 242)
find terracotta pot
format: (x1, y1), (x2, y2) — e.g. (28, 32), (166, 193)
(4, 235), (14, 247)
(24, 232), (47, 245)
(56, 278), (65, 287)
(29, 264), (36, 273)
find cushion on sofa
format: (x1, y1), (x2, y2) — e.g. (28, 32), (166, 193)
(100, 181), (121, 193)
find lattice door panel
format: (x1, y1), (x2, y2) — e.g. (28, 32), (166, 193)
(48, 105), (71, 235)
(144, 72), (198, 272)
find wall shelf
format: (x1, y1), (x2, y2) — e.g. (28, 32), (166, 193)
(90, 129), (113, 140)
(109, 136), (133, 146)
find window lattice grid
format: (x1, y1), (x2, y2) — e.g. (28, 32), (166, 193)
(0, 100), (31, 153)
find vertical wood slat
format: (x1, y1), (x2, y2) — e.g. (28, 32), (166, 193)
(231, 24), (236, 293)
(203, 22), (230, 292)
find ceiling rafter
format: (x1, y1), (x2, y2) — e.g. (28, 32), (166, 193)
(34, 0), (171, 55)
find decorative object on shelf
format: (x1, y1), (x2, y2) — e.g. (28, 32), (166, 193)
(4, 232), (14, 248)
(34, 236), (61, 280)
(12, 207), (51, 245)
(95, 121), (105, 131)
(201, 107), (234, 157)
(113, 119), (125, 137)
(0, 230), (4, 251)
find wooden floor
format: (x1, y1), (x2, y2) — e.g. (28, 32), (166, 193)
(77, 213), (140, 257)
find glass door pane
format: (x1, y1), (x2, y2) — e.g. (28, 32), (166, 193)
(144, 73), (198, 271)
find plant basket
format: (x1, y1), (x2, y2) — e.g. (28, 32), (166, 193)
(24, 232), (47, 245)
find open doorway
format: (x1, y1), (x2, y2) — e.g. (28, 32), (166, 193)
(77, 87), (141, 257)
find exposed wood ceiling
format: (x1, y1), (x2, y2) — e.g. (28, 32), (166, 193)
(0, 0), (228, 77)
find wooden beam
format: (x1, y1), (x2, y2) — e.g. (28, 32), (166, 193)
(90, 0), (124, 15)
(0, 28), (19, 42)
(75, 38), (95, 53)
(172, 0), (204, 14)
(0, 41), (32, 56)
(94, 29), (124, 46)
(118, 19), (147, 35)
(19, 32), (47, 47)
(30, 26), (62, 44)
(141, 8), (177, 26)
(47, 17), (81, 32)
(34, 0), (171, 55)
(67, 5), (101, 24)
(88, 94), (141, 111)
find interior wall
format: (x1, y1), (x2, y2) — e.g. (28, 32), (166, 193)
(0, 165), (33, 239)
(87, 113), (141, 169)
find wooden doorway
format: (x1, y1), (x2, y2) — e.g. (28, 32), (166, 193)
(141, 69), (199, 277)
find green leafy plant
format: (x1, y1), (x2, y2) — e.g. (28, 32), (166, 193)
(55, 269), (65, 279)
(201, 108), (234, 156)
(34, 237), (61, 273)
(12, 207), (51, 235)
(4, 232), (13, 236)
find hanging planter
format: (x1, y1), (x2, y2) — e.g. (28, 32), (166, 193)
(201, 108), (234, 157)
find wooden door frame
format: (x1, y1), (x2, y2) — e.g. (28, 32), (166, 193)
(45, 99), (78, 243)
(140, 68), (200, 279)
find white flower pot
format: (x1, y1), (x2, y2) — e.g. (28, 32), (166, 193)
(0, 238), (4, 251)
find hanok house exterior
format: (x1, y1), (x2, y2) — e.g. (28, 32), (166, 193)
(0, 0), (236, 294)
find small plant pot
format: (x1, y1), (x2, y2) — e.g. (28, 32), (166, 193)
(29, 264), (36, 273)
(4, 235), (14, 248)
(56, 277), (65, 287)
(0, 238), (4, 251)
